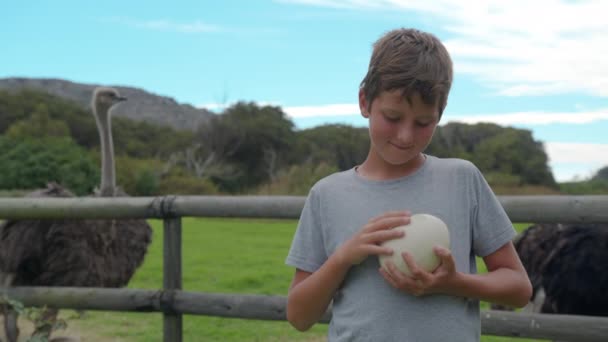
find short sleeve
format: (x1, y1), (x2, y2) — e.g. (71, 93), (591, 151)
(470, 166), (516, 257)
(285, 187), (328, 272)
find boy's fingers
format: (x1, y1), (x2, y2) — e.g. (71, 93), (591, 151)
(434, 246), (454, 267)
(364, 227), (404, 243)
(365, 245), (394, 256)
(386, 261), (418, 288)
(434, 246), (449, 257)
(379, 267), (400, 288)
(402, 252), (423, 276)
(365, 215), (410, 233)
(386, 262), (404, 280)
(368, 210), (411, 223)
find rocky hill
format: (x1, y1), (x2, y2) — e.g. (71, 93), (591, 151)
(0, 77), (214, 131)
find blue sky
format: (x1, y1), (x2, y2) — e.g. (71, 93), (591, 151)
(2, 0), (607, 182)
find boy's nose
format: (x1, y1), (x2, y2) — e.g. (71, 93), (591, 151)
(396, 123), (415, 146)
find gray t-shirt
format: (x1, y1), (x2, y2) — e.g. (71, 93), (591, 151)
(286, 155), (515, 342)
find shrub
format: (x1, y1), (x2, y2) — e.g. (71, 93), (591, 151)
(158, 175), (219, 195)
(0, 136), (99, 195)
(254, 162), (338, 195)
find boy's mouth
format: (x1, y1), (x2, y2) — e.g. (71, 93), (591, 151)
(389, 141), (413, 150)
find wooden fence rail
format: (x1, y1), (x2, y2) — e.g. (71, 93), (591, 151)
(1, 195), (608, 222)
(1, 195), (608, 342)
(3, 286), (608, 342)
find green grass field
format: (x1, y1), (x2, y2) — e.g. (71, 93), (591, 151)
(48, 218), (547, 341)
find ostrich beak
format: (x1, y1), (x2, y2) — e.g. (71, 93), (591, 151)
(117, 96), (127, 102)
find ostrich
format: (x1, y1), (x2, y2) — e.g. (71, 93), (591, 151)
(535, 223), (608, 316)
(0, 87), (153, 342)
(492, 223), (608, 317)
(511, 223), (567, 312)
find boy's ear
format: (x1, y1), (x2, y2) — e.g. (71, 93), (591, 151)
(358, 89), (369, 118)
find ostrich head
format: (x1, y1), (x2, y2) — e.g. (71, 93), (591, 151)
(91, 87), (126, 196)
(91, 87), (127, 118)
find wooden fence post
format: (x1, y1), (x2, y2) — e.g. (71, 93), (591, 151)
(163, 217), (182, 342)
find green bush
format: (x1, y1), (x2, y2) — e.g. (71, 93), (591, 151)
(134, 169), (160, 196)
(109, 155), (164, 196)
(483, 172), (522, 188)
(0, 136), (99, 195)
(158, 174), (219, 195)
(255, 162), (338, 195)
(559, 179), (608, 194)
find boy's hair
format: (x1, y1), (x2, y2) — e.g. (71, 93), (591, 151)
(360, 28), (453, 119)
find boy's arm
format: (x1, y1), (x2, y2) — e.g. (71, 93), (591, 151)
(381, 241), (532, 307)
(442, 241), (532, 307)
(286, 256), (350, 331)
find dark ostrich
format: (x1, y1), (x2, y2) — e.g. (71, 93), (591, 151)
(492, 223), (608, 317)
(512, 223), (567, 312)
(537, 223), (608, 316)
(0, 87), (153, 342)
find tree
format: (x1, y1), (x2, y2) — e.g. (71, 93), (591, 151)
(473, 128), (556, 187)
(0, 136), (99, 195)
(5, 104), (70, 139)
(592, 166), (608, 181)
(294, 124), (369, 170)
(192, 102), (297, 192)
(427, 122), (505, 160)
(428, 123), (557, 188)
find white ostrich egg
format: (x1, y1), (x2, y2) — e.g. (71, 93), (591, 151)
(379, 213), (450, 277)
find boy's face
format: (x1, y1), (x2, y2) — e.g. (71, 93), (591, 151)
(359, 89), (439, 170)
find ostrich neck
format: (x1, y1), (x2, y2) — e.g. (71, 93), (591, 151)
(95, 105), (116, 197)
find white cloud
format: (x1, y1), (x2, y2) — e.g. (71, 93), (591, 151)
(545, 142), (608, 164)
(550, 162), (601, 182)
(445, 108), (608, 125)
(199, 101), (281, 112)
(107, 17), (221, 33)
(545, 142), (608, 181)
(279, 102), (608, 125)
(200, 102), (360, 117)
(284, 103), (360, 118)
(279, 0), (608, 97)
(199, 102), (227, 111)
(275, 0), (367, 9)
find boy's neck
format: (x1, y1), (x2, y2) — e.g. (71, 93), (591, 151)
(356, 153), (426, 181)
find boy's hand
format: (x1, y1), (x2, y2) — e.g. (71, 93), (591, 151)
(379, 246), (457, 296)
(334, 211), (411, 268)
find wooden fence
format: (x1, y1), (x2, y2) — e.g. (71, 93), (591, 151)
(1, 195), (608, 342)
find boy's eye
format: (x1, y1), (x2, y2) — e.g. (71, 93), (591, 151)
(384, 115), (401, 122)
(416, 121), (432, 127)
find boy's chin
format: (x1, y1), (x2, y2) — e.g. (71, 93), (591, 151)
(384, 152), (423, 166)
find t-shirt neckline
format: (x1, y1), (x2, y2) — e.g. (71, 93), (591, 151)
(351, 154), (432, 186)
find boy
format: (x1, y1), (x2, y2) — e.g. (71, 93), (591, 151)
(285, 28), (532, 341)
